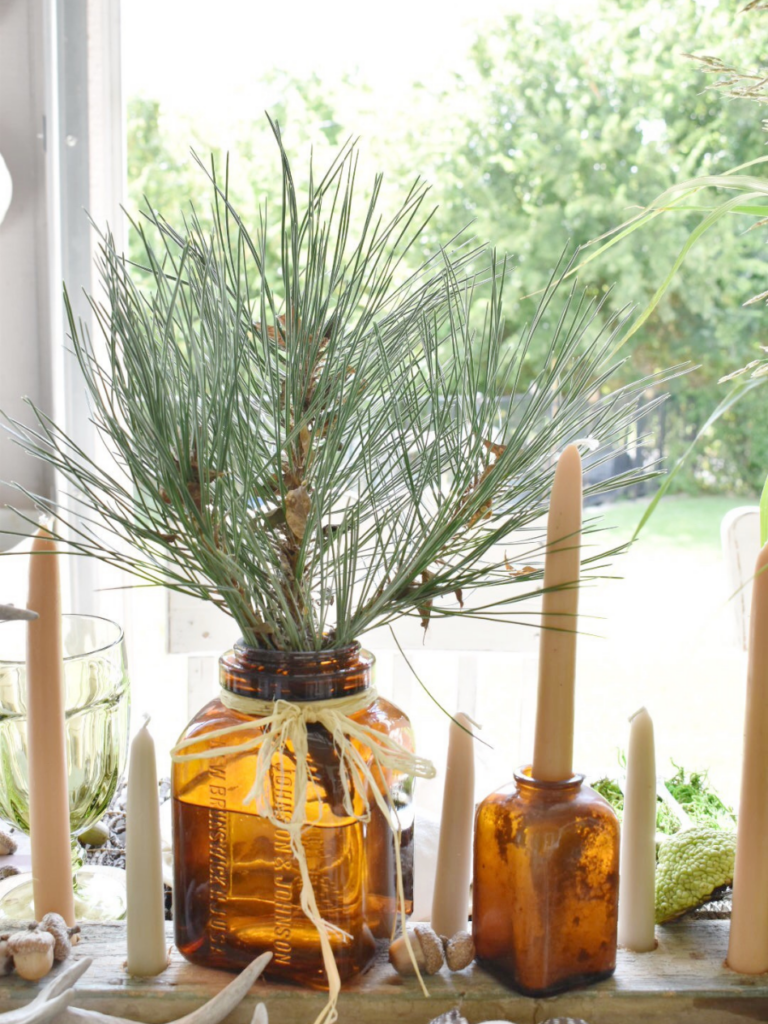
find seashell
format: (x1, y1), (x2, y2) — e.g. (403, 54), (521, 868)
(540, 1018), (592, 1024)
(427, 1011), (469, 1024)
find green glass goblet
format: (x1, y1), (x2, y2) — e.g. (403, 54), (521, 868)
(0, 613), (130, 920)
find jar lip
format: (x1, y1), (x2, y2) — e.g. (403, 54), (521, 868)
(222, 640), (373, 702)
(233, 639), (363, 661)
(514, 764), (585, 790)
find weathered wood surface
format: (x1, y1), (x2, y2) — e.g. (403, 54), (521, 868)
(1, 920), (767, 1024)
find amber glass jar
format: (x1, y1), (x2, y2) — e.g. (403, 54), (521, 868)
(473, 766), (619, 996)
(172, 641), (414, 986)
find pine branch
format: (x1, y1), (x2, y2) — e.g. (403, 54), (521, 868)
(3, 125), (670, 651)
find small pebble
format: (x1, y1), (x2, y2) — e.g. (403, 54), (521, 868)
(78, 822), (110, 848)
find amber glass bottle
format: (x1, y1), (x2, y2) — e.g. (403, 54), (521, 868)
(172, 642), (414, 986)
(473, 766), (619, 996)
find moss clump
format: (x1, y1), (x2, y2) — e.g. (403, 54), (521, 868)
(664, 763), (736, 831)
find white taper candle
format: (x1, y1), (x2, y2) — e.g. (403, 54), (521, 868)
(617, 707), (657, 952)
(126, 718), (168, 976)
(431, 712), (475, 936)
(728, 540), (768, 974)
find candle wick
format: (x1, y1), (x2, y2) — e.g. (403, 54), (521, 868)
(141, 714), (152, 730)
(628, 706), (648, 723)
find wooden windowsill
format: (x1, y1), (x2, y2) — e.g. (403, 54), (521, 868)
(0, 919), (765, 1024)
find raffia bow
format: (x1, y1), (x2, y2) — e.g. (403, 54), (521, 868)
(171, 686), (436, 1024)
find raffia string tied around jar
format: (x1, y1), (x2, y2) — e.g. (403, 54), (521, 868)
(171, 685), (436, 1024)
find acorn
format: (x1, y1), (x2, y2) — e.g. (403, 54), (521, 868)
(389, 924), (445, 976)
(7, 930), (54, 980)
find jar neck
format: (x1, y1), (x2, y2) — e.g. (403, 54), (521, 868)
(514, 765), (585, 801)
(219, 641), (374, 702)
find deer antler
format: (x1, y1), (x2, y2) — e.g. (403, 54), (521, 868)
(0, 952), (271, 1024)
(60, 952), (272, 1024)
(0, 957), (91, 1024)
(0, 605), (37, 622)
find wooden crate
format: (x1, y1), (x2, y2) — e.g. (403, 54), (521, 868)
(1, 920), (767, 1024)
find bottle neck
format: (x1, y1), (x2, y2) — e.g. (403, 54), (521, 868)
(219, 641), (373, 702)
(514, 765), (585, 801)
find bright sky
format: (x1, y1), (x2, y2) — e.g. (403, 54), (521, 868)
(122, 0), (581, 137)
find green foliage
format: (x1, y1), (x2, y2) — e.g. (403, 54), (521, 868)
(664, 763), (736, 831)
(591, 775), (682, 835)
(125, 0), (768, 492)
(593, 760), (734, 842)
(397, 2), (767, 356)
(591, 776), (625, 816)
(662, 383), (768, 494)
(4, 129), (661, 650)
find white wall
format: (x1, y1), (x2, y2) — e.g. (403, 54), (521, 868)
(0, 0), (54, 508)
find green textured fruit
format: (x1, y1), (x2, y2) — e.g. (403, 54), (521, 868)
(655, 827), (736, 924)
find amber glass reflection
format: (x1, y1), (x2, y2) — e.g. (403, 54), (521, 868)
(172, 642), (414, 986)
(473, 766), (619, 996)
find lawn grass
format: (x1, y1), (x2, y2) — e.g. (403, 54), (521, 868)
(589, 494), (757, 551)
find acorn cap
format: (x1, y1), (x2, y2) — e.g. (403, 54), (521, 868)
(414, 924), (445, 975)
(40, 912), (72, 961)
(445, 931), (475, 971)
(7, 931), (54, 956)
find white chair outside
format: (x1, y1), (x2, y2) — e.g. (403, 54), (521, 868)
(721, 506), (761, 651)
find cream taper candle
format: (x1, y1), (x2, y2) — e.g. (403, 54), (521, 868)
(126, 719), (168, 976)
(431, 712), (475, 936)
(728, 539), (768, 974)
(532, 444), (582, 782)
(617, 707), (657, 952)
(27, 529), (76, 925)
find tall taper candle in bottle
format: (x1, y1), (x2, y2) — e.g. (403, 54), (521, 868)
(532, 443), (582, 782)
(473, 444), (619, 995)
